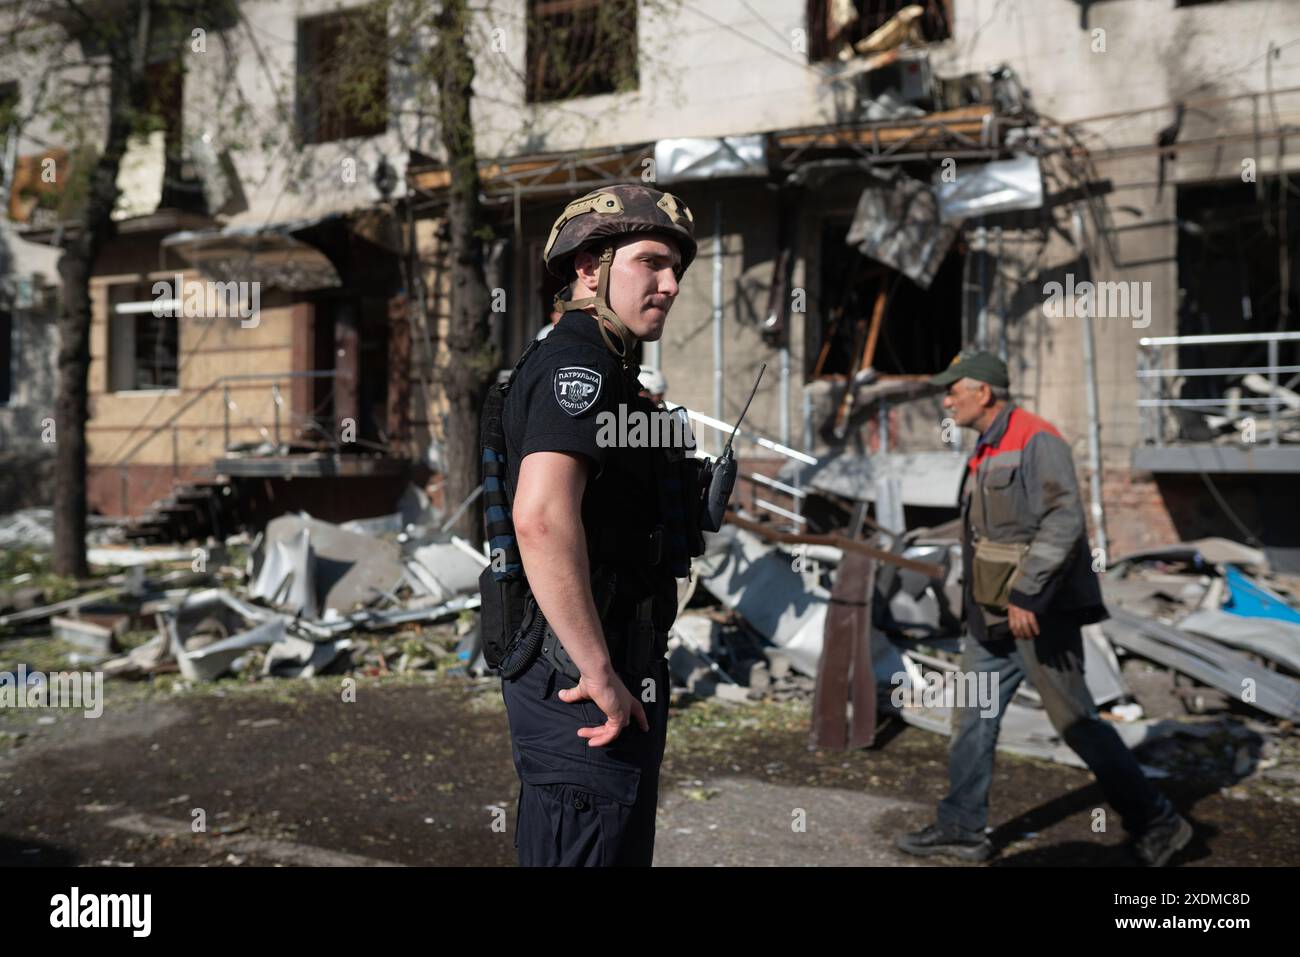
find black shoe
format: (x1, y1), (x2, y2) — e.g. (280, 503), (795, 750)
(894, 822), (993, 862)
(1133, 813), (1193, 867)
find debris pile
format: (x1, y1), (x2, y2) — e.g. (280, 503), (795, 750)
(5, 480), (1300, 792)
(1, 484), (488, 685)
(660, 506), (1300, 786)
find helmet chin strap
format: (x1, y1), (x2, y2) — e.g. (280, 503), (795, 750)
(553, 245), (639, 374)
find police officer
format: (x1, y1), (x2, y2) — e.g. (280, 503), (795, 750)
(492, 184), (699, 866)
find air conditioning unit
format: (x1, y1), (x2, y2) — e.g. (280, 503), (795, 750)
(857, 50), (935, 114)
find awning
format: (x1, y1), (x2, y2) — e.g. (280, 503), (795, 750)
(161, 216), (344, 291)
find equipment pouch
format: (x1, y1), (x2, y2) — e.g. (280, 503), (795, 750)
(479, 564), (530, 670)
(971, 539), (1030, 612)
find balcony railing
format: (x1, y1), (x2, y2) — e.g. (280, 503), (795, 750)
(1137, 331), (1300, 449)
(112, 370), (347, 514)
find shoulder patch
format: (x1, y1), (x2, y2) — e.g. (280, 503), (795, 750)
(553, 366), (603, 416)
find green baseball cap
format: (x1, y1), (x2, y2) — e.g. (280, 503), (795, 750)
(929, 350), (1009, 389)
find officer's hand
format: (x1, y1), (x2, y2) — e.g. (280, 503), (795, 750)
(1007, 603), (1039, 640)
(559, 670), (650, 747)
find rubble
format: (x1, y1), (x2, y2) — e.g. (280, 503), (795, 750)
(0, 497), (487, 686)
(1102, 609), (1300, 723)
(679, 502), (1300, 767)
(249, 526), (317, 618)
(692, 525), (831, 678)
(257, 513), (404, 614)
(5, 478), (1298, 778)
(50, 616), (121, 656)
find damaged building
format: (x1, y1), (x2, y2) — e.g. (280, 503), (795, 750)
(0, 0), (1294, 567)
(399, 0), (1300, 575)
(1, 1), (1299, 773)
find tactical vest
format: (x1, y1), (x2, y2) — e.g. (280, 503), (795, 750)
(477, 334), (707, 680)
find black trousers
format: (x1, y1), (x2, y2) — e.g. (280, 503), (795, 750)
(502, 654), (670, 866)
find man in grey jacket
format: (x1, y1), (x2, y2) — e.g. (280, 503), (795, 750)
(895, 351), (1192, 866)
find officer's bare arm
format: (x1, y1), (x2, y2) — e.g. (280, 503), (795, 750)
(512, 450), (616, 684)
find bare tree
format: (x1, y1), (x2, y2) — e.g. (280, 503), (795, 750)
(345, 0), (672, 544)
(6, 0), (677, 570)
(4, 0), (324, 574)
(426, 0), (496, 542)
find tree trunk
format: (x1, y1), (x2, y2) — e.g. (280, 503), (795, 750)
(435, 0), (497, 545)
(52, 0), (152, 577)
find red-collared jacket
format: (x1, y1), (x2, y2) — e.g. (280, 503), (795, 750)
(960, 403), (1107, 640)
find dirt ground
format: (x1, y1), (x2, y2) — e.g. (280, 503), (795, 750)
(2, 660), (1298, 867)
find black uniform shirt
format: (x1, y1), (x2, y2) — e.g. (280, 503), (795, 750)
(501, 309), (678, 627)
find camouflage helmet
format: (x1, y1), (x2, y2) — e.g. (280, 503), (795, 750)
(543, 184), (697, 280)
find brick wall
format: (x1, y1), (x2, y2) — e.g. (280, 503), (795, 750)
(1097, 468), (1178, 560)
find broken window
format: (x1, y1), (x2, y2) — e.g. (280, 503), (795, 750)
(108, 283), (179, 392)
(525, 0), (638, 103)
(296, 6), (389, 145)
(1169, 177), (1300, 443)
(806, 0), (952, 63)
(811, 220), (963, 380)
(143, 57), (206, 213)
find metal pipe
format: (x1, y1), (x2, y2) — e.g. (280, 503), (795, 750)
(712, 202), (723, 454)
(1139, 397), (1290, 407)
(1073, 210), (1108, 560)
(1138, 364), (1300, 377)
(792, 467), (803, 532)
(780, 338), (790, 448)
(1139, 331), (1300, 346)
(995, 226), (1007, 361)
(439, 484), (485, 534)
(802, 387), (813, 456)
(975, 221), (988, 351)
(669, 403), (817, 465)
(746, 471), (807, 498)
(1269, 338), (1280, 448)
(272, 383), (282, 451)
(756, 498), (807, 525)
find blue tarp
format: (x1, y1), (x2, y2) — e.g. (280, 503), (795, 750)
(1222, 565), (1300, 624)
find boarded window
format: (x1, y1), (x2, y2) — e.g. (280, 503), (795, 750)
(525, 0), (638, 103)
(297, 6), (389, 144)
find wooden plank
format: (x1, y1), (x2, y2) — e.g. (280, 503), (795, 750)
(775, 105), (993, 149)
(861, 284), (888, 371)
(812, 567), (853, 749)
(814, 549), (876, 749)
(848, 553), (878, 749)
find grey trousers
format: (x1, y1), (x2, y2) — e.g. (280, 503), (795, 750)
(937, 614), (1176, 836)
